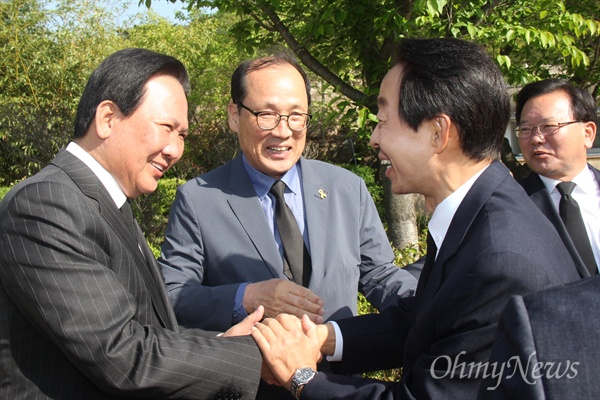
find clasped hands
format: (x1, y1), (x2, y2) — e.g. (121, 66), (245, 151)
(222, 279), (336, 390)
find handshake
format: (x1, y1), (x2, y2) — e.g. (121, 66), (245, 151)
(223, 304), (336, 396)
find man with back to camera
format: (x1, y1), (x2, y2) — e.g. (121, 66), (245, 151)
(0, 48), (264, 399)
(249, 37), (581, 400)
(516, 78), (599, 278)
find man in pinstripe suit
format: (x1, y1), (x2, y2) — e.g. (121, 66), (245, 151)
(0, 48), (263, 399)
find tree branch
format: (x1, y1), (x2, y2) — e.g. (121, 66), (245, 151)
(258, 4), (368, 105)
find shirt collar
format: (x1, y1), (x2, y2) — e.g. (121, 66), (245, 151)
(241, 153), (302, 197)
(539, 165), (595, 196)
(428, 165), (489, 255)
(66, 142), (127, 208)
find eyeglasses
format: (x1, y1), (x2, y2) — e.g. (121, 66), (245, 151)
(515, 121), (582, 139)
(237, 102), (312, 131)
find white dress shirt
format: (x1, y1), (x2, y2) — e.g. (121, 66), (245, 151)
(539, 166), (600, 270)
(66, 142), (127, 209)
(328, 165), (489, 361)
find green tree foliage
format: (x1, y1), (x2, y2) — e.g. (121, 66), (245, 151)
(0, 0), (125, 185)
(181, 0), (599, 139)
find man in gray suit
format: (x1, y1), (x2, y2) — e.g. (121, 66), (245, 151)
(0, 48), (263, 399)
(158, 53), (417, 333)
(516, 79), (599, 278)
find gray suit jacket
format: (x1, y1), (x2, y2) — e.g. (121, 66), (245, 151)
(298, 161), (580, 400)
(0, 150), (262, 399)
(479, 275), (600, 399)
(518, 164), (600, 278)
(159, 154), (417, 331)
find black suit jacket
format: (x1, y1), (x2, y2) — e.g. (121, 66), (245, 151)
(479, 275), (600, 399)
(300, 161), (580, 399)
(518, 164), (600, 278)
(0, 150), (262, 399)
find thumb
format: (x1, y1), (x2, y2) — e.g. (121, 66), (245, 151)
(302, 314), (317, 337)
(250, 305), (265, 324)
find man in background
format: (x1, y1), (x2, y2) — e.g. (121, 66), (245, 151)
(516, 78), (599, 278)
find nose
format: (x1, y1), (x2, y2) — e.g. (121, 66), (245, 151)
(270, 117), (293, 139)
(370, 125), (380, 148)
(529, 127), (546, 144)
(162, 132), (184, 161)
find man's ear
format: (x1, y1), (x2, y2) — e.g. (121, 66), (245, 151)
(583, 121), (596, 149)
(432, 115), (451, 154)
(227, 102), (240, 133)
(95, 100), (120, 140)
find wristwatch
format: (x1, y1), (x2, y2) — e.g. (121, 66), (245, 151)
(291, 367), (317, 399)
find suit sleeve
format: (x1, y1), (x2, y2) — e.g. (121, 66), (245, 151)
(0, 181), (261, 399)
(159, 185), (243, 330)
(355, 178), (417, 310)
(478, 296), (545, 400)
(302, 303), (412, 400)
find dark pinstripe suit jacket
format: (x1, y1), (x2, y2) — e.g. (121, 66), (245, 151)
(0, 150), (261, 399)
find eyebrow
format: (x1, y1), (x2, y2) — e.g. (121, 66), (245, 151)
(377, 96), (388, 109)
(161, 117), (189, 134)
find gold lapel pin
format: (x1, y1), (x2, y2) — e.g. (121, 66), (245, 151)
(318, 189), (327, 199)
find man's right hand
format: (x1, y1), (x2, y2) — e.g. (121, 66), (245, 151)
(244, 279), (325, 324)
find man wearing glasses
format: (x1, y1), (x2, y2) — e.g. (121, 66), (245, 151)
(158, 52), (417, 396)
(516, 79), (599, 278)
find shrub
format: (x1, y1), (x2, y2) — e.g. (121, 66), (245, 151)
(133, 177), (185, 258)
(0, 186), (11, 201)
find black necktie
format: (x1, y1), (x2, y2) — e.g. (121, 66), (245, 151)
(120, 200), (136, 236)
(556, 181), (597, 275)
(416, 232), (437, 297)
(270, 180), (311, 286)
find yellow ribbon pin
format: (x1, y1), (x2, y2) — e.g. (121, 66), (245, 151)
(318, 189), (327, 199)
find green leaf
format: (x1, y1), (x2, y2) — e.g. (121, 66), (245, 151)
(467, 24), (477, 38)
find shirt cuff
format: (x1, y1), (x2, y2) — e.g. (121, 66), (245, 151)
(232, 282), (249, 325)
(326, 321), (344, 362)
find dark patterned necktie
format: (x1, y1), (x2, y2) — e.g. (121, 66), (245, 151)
(556, 181), (597, 275)
(270, 180), (312, 286)
(416, 232), (437, 297)
(120, 200), (146, 260)
(120, 200), (136, 236)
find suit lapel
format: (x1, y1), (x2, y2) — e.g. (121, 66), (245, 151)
(299, 158), (329, 287)
(519, 172), (590, 278)
(417, 162), (508, 308)
(520, 173), (562, 226)
(53, 150), (177, 330)
(226, 155), (282, 279)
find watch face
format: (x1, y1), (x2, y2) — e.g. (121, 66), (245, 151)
(292, 367), (317, 398)
(295, 368), (316, 383)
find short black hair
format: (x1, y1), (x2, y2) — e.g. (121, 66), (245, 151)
(230, 51), (311, 107)
(393, 38), (510, 161)
(74, 48), (190, 138)
(515, 78), (596, 124)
